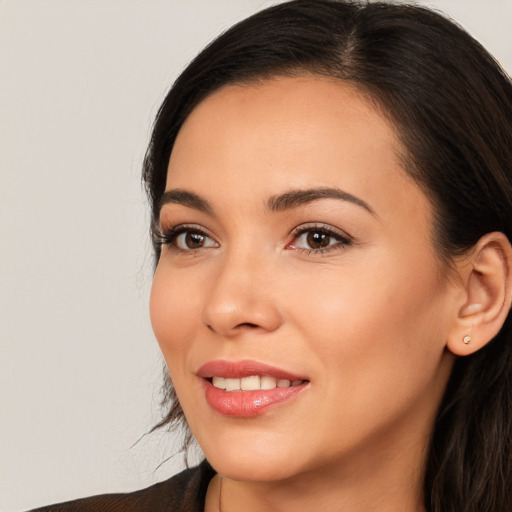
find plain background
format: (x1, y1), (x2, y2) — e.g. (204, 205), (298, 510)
(1, 1), (511, 511)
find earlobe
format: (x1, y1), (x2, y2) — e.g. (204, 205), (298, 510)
(447, 232), (512, 356)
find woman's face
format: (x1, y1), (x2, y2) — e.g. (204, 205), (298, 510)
(150, 77), (457, 483)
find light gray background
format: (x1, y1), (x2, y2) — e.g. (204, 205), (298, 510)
(1, 1), (511, 511)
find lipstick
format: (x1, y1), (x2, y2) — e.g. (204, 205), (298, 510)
(197, 360), (309, 417)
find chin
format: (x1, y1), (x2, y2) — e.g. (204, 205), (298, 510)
(196, 425), (306, 482)
(207, 451), (299, 483)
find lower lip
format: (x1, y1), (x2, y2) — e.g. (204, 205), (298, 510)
(202, 379), (308, 417)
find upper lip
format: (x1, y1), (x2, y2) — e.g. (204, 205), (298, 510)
(197, 360), (308, 381)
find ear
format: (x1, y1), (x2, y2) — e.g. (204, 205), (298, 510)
(447, 232), (512, 356)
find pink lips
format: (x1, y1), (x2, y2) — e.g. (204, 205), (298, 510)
(197, 360), (309, 418)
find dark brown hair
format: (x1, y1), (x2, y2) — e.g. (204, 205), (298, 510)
(143, 1), (512, 510)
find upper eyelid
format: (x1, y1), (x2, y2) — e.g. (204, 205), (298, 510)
(290, 222), (352, 239)
(157, 223), (214, 240)
(159, 222), (212, 235)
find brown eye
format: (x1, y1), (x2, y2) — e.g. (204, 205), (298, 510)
(184, 232), (205, 248)
(306, 231), (331, 249)
(174, 230), (217, 251)
(290, 225), (352, 253)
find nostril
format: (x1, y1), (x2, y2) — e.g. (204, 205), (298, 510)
(205, 321), (260, 335)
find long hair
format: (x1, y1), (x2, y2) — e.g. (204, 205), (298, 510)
(143, 1), (512, 510)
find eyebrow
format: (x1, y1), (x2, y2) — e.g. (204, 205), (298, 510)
(266, 187), (375, 215)
(159, 186), (375, 217)
(159, 189), (214, 215)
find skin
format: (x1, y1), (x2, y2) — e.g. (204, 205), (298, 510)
(150, 76), (464, 512)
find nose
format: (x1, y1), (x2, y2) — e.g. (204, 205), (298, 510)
(202, 253), (282, 337)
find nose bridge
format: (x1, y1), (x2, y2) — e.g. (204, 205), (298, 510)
(202, 242), (281, 336)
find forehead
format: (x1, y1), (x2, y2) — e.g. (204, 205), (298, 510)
(165, 76), (430, 232)
(173, 76), (400, 155)
(168, 75), (403, 186)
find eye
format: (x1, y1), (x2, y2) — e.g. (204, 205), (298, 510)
(288, 224), (352, 254)
(157, 225), (218, 252)
(297, 230), (335, 250)
(175, 231), (216, 250)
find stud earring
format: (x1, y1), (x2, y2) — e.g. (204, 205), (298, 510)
(463, 335), (471, 344)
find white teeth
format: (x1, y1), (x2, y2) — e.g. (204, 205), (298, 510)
(224, 378), (241, 391)
(212, 376), (225, 389)
(260, 376), (277, 390)
(241, 375), (261, 390)
(211, 375), (303, 391)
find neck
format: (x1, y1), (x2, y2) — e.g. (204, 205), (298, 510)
(207, 431), (428, 512)
(220, 459), (425, 512)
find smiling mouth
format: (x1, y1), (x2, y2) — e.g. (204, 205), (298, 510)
(210, 375), (305, 391)
(198, 360), (310, 417)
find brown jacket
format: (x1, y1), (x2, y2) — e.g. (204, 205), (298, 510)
(29, 461), (215, 512)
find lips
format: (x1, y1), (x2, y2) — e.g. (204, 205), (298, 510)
(198, 360), (307, 381)
(197, 360), (309, 417)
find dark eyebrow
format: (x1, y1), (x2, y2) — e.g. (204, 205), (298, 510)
(266, 187), (375, 215)
(159, 189), (214, 215)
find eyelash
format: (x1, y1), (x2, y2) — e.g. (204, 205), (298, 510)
(155, 225), (218, 254)
(288, 223), (353, 255)
(155, 223), (353, 255)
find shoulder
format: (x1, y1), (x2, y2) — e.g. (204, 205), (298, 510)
(28, 460), (215, 512)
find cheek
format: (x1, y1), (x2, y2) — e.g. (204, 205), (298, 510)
(149, 264), (199, 361)
(288, 260), (451, 453)
(290, 250), (450, 386)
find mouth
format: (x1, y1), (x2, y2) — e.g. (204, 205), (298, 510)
(210, 375), (306, 391)
(197, 360), (310, 417)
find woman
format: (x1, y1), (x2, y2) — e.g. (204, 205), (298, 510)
(32, 0), (512, 511)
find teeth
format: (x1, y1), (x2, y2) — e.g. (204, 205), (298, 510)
(212, 376), (225, 389)
(241, 376), (261, 390)
(211, 375), (303, 391)
(225, 378), (241, 391)
(260, 376), (277, 390)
